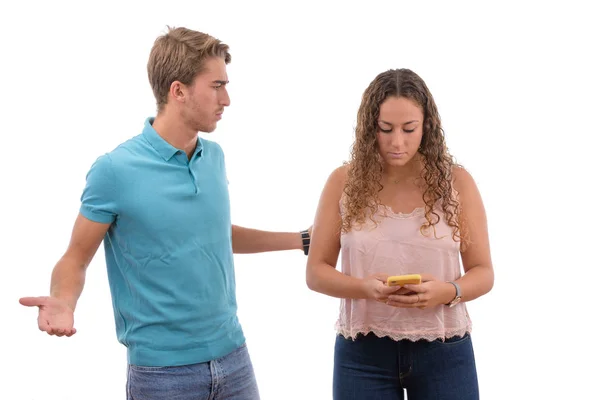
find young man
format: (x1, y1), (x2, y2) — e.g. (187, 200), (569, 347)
(19, 27), (311, 400)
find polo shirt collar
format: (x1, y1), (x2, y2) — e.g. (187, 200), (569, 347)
(142, 117), (204, 161)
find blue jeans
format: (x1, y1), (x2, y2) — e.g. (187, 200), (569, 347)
(126, 343), (260, 400)
(333, 332), (479, 400)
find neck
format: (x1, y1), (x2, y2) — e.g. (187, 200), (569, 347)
(152, 110), (198, 158)
(382, 157), (422, 184)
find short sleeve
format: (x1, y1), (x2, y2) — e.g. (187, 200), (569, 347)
(216, 142), (229, 185)
(79, 154), (119, 224)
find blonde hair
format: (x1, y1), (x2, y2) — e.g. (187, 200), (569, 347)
(147, 26), (231, 112)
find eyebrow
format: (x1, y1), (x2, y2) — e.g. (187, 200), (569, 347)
(213, 80), (229, 85)
(379, 119), (419, 126)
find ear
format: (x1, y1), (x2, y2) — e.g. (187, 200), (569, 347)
(169, 80), (187, 104)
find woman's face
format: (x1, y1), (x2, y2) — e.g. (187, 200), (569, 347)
(376, 96), (424, 168)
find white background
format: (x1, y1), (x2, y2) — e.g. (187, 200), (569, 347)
(2, 1), (599, 399)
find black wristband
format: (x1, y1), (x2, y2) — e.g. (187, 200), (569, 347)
(300, 230), (310, 256)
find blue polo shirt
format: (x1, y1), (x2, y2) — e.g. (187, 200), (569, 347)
(79, 117), (244, 366)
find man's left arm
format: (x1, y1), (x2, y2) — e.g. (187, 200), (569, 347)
(231, 225), (311, 254)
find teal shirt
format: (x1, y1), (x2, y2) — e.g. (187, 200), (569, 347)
(79, 117), (244, 366)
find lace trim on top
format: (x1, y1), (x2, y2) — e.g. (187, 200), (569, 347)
(378, 204), (425, 219)
(335, 324), (472, 342)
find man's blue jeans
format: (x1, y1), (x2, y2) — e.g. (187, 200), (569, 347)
(127, 343), (260, 400)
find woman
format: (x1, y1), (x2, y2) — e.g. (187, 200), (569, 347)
(306, 68), (494, 399)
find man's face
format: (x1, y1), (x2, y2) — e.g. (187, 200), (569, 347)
(181, 56), (230, 133)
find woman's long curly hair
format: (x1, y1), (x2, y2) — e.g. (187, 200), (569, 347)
(342, 68), (468, 250)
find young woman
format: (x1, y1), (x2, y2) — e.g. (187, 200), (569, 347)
(306, 68), (494, 400)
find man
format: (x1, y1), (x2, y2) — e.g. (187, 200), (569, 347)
(19, 26), (311, 400)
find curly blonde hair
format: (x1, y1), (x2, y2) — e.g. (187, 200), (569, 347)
(342, 69), (468, 250)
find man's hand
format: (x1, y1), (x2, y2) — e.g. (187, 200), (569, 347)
(19, 296), (76, 337)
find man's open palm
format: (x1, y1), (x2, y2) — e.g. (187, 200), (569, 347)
(19, 296), (76, 337)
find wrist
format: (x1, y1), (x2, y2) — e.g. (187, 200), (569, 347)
(51, 293), (77, 312)
(358, 278), (371, 300)
(444, 281), (462, 307)
(300, 229), (310, 255)
(443, 282), (456, 305)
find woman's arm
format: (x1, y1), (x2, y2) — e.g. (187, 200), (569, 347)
(306, 166), (401, 301)
(452, 166), (495, 302)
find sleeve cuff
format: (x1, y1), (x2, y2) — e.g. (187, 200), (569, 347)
(80, 205), (116, 224)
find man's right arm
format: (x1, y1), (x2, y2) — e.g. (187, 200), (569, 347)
(52, 153), (118, 311)
(19, 214), (111, 336)
(20, 154), (118, 336)
(50, 213), (111, 311)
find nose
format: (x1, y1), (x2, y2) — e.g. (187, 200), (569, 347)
(220, 87), (231, 107)
(390, 129), (405, 149)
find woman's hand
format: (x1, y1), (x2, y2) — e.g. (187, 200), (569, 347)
(385, 275), (456, 309)
(361, 274), (407, 302)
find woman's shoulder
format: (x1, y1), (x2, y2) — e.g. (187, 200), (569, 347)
(451, 165), (481, 204)
(330, 164), (350, 183)
(321, 164), (350, 205)
(452, 165), (476, 190)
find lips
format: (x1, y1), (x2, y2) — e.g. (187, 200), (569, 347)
(389, 152), (407, 158)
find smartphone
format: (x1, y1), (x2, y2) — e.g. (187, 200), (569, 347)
(386, 274), (422, 287)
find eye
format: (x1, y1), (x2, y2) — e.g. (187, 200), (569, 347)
(404, 129), (415, 133)
(378, 126), (393, 133)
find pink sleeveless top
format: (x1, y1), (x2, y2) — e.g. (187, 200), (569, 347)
(336, 202), (472, 342)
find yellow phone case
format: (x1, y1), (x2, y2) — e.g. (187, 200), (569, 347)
(386, 274), (422, 286)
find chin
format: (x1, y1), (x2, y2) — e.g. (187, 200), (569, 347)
(385, 158), (412, 167)
(197, 123), (217, 133)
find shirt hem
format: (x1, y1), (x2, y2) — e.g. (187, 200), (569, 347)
(335, 324), (472, 342)
(127, 335), (246, 367)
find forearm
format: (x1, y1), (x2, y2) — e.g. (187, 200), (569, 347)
(306, 263), (367, 299)
(455, 265), (494, 303)
(49, 255), (87, 311)
(231, 225), (303, 254)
